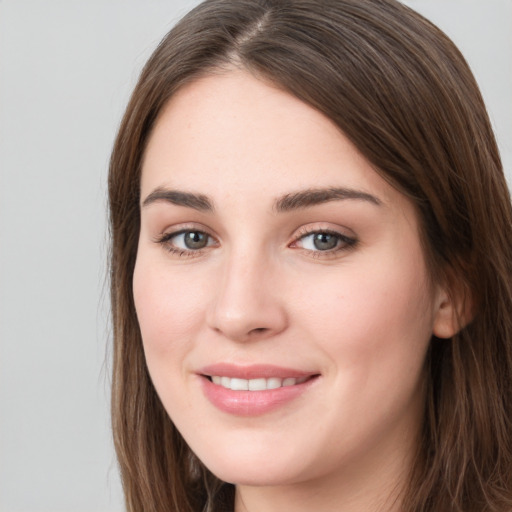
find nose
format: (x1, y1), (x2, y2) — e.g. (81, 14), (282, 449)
(206, 252), (288, 342)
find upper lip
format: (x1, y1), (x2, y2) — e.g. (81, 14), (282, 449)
(198, 363), (318, 380)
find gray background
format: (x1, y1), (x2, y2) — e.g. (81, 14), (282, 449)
(0, 1), (510, 511)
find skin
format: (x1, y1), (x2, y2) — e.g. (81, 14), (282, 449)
(133, 70), (457, 511)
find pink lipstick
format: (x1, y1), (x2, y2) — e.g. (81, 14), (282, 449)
(198, 364), (319, 416)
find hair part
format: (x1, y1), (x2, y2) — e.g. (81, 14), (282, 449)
(109, 1), (512, 510)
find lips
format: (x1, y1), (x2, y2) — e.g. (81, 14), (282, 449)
(199, 362), (315, 379)
(198, 363), (319, 416)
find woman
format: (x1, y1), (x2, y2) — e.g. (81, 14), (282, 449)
(108, 0), (512, 510)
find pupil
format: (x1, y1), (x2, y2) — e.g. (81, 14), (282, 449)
(313, 233), (338, 250)
(185, 231), (207, 249)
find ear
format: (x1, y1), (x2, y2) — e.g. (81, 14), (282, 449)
(432, 282), (473, 339)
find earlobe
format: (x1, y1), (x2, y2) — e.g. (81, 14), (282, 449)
(432, 284), (473, 339)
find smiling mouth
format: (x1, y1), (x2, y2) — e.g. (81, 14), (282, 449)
(200, 368), (320, 415)
(206, 375), (312, 391)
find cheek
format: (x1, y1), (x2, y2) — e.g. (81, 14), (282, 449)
(132, 255), (208, 358)
(299, 248), (435, 384)
(293, 257), (434, 455)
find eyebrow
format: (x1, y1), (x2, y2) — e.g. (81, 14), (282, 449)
(274, 187), (382, 212)
(141, 186), (381, 213)
(142, 187), (214, 212)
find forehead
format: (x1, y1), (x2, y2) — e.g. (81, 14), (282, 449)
(141, 71), (400, 210)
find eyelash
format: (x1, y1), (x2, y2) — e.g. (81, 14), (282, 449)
(154, 226), (357, 259)
(291, 227), (358, 257)
(154, 229), (218, 258)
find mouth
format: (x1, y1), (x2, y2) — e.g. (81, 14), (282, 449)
(205, 375), (312, 391)
(198, 364), (320, 416)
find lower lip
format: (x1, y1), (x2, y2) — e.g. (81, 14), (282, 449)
(199, 376), (318, 416)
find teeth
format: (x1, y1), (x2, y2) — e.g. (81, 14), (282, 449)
(230, 378), (248, 391)
(267, 377), (282, 389)
(209, 375), (309, 391)
(248, 378), (266, 391)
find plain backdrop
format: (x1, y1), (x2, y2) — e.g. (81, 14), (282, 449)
(0, 1), (510, 511)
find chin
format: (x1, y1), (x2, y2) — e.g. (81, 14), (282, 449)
(208, 462), (298, 487)
(193, 439), (315, 487)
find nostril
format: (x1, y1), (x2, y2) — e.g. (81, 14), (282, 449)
(250, 327), (267, 334)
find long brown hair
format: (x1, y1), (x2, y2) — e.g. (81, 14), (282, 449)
(108, 1), (512, 510)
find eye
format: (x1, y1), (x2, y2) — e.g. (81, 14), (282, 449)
(174, 231), (211, 250)
(156, 229), (217, 255)
(301, 232), (339, 251)
(292, 229), (357, 253)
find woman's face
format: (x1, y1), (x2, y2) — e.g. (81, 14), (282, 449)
(133, 71), (448, 489)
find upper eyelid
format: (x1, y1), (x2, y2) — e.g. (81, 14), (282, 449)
(292, 223), (355, 240)
(156, 224), (353, 239)
(292, 230), (355, 244)
(158, 222), (216, 237)
(160, 228), (216, 242)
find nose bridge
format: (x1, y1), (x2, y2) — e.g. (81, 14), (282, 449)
(207, 242), (287, 341)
